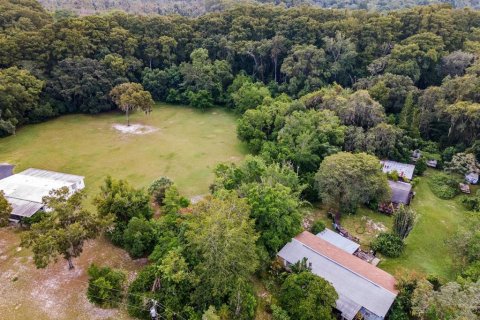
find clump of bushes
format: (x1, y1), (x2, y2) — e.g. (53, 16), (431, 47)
(414, 158), (428, 176)
(122, 217), (158, 258)
(0, 191), (13, 227)
(310, 220), (326, 234)
(162, 185), (190, 214)
(87, 264), (126, 308)
(428, 173), (460, 199)
(148, 177), (173, 205)
(387, 170), (400, 181)
(460, 190), (480, 212)
(371, 232), (404, 258)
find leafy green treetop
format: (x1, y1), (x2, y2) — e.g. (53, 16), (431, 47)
(22, 188), (113, 269)
(186, 193), (259, 307)
(315, 152), (390, 214)
(279, 271), (338, 320)
(110, 82), (154, 126)
(0, 191), (12, 227)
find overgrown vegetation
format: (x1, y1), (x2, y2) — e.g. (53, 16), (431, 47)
(87, 264), (126, 308)
(428, 173), (460, 199)
(371, 232), (405, 258)
(0, 191), (12, 227)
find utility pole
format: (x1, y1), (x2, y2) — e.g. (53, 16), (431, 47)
(150, 299), (158, 320)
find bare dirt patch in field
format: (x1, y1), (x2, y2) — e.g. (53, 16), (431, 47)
(112, 123), (158, 135)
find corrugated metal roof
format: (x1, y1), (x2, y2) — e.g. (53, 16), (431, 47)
(388, 180), (412, 204)
(20, 168), (84, 183)
(0, 168), (85, 219)
(316, 228), (360, 254)
(381, 160), (415, 180)
(0, 174), (72, 203)
(336, 294), (362, 320)
(7, 198), (44, 218)
(278, 231), (397, 319)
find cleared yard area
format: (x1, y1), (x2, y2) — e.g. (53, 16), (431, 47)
(307, 170), (467, 281)
(0, 103), (246, 201)
(0, 104), (245, 319)
(0, 228), (141, 320)
(380, 170), (467, 280)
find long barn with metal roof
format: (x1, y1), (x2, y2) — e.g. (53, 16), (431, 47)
(278, 231), (397, 320)
(0, 168), (84, 221)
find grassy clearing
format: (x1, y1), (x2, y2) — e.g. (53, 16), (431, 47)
(0, 104), (245, 319)
(380, 170), (467, 280)
(0, 103), (246, 203)
(306, 170), (467, 281)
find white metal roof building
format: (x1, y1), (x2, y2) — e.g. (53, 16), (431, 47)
(380, 160), (415, 181)
(0, 168), (85, 221)
(278, 231), (397, 320)
(316, 228), (360, 254)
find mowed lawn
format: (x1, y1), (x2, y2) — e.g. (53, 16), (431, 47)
(380, 170), (467, 280)
(0, 103), (247, 201)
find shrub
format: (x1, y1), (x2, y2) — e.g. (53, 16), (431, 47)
(163, 185), (190, 214)
(458, 261), (480, 284)
(411, 177), (421, 187)
(187, 90), (214, 110)
(0, 191), (12, 227)
(87, 264), (126, 308)
(311, 220), (326, 234)
(148, 177), (173, 206)
(371, 233), (404, 258)
(414, 158), (427, 176)
(428, 173), (460, 199)
(387, 170), (400, 181)
(460, 190), (480, 212)
(271, 304), (291, 320)
(442, 146), (456, 162)
(122, 217), (157, 258)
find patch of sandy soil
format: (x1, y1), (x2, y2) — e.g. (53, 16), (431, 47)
(0, 228), (144, 320)
(362, 216), (387, 233)
(112, 124), (158, 135)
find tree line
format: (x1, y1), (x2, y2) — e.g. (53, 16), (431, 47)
(36, 0), (480, 16)
(0, 1), (479, 156)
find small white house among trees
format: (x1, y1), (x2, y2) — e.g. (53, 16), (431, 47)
(0, 168), (85, 222)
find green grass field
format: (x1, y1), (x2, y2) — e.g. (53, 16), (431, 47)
(0, 103), (247, 202)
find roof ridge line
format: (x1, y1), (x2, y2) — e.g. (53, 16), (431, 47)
(292, 238), (393, 294)
(5, 196), (43, 204)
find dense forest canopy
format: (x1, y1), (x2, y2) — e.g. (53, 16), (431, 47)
(36, 0), (480, 16)
(2, 0), (480, 151)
